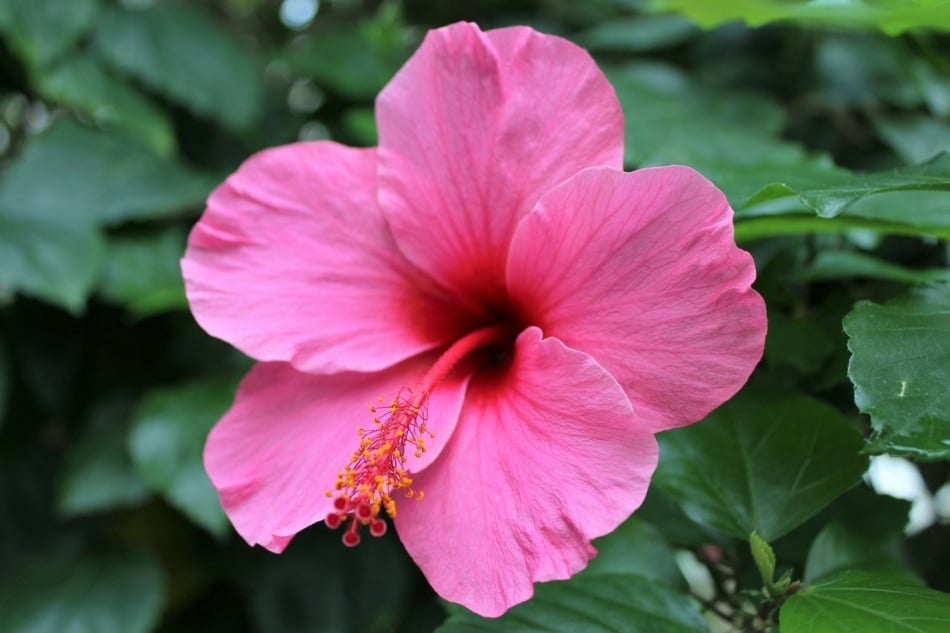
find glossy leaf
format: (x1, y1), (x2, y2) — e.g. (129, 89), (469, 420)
(780, 570), (950, 632)
(740, 154), (950, 220)
(844, 285), (950, 460)
(128, 378), (236, 537)
(654, 391), (868, 540)
(436, 573), (707, 633)
(93, 3), (263, 130)
(652, 0), (950, 35)
(0, 548), (164, 633)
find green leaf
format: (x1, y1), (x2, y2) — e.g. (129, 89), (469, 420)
(734, 157), (950, 240)
(128, 378), (237, 537)
(0, 205), (105, 313)
(606, 62), (843, 207)
(98, 228), (188, 317)
(750, 531), (776, 588)
(794, 250), (950, 285)
(0, 341), (6, 428)
(844, 284), (950, 460)
(804, 523), (909, 583)
(654, 390), (868, 541)
(875, 116), (950, 164)
(36, 56), (175, 156)
(780, 570), (950, 632)
(0, 548), (164, 633)
(0, 0), (99, 68)
(57, 400), (150, 516)
(740, 154), (950, 220)
(436, 573), (707, 633)
(245, 529), (415, 633)
(651, 0), (950, 35)
(586, 518), (684, 588)
(574, 14), (697, 52)
(0, 119), (213, 225)
(0, 120), (209, 310)
(283, 4), (411, 99)
(93, 3), (263, 130)
(764, 311), (838, 375)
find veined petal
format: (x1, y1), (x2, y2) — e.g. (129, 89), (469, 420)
(182, 141), (461, 375)
(205, 357), (468, 552)
(395, 328), (657, 617)
(507, 166), (767, 433)
(376, 22), (623, 308)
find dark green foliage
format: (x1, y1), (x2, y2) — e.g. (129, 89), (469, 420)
(1, 1), (948, 631)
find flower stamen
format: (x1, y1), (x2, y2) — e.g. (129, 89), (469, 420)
(325, 387), (433, 546)
(324, 325), (511, 546)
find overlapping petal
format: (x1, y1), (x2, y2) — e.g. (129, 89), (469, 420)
(376, 23), (624, 308)
(395, 328), (658, 617)
(204, 357), (469, 552)
(507, 166), (767, 433)
(182, 141), (463, 375)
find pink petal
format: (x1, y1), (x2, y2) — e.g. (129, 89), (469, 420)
(376, 23), (623, 308)
(182, 141), (462, 374)
(205, 356), (469, 552)
(507, 166), (767, 433)
(395, 328), (657, 617)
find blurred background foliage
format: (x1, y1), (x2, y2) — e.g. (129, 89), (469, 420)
(0, 0), (949, 632)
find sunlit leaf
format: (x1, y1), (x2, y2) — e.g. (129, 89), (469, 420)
(652, 0), (950, 35)
(844, 284), (950, 460)
(654, 390), (867, 540)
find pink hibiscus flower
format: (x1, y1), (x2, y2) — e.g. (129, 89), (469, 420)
(182, 22), (766, 617)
